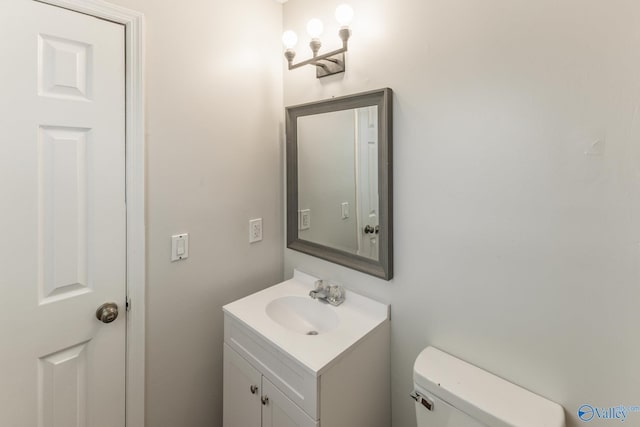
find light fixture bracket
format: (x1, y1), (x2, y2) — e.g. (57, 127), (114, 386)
(314, 53), (345, 78)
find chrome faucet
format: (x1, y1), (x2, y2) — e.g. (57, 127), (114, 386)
(309, 280), (329, 300)
(309, 280), (345, 306)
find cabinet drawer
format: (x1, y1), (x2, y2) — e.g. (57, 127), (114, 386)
(224, 315), (318, 419)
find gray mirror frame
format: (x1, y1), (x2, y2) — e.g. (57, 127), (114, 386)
(286, 88), (393, 280)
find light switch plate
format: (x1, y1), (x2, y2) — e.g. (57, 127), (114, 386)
(299, 209), (311, 230)
(341, 202), (350, 219)
(171, 233), (189, 261)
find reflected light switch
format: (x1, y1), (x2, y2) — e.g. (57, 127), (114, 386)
(299, 209), (311, 230)
(341, 202), (350, 219)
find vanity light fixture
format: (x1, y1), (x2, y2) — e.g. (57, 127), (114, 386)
(282, 3), (354, 78)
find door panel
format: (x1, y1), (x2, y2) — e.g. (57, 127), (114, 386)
(0, 1), (126, 426)
(262, 377), (318, 427)
(38, 33), (92, 101)
(39, 342), (89, 427)
(39, 126), (91, 304)
(224, 344), (262, 427)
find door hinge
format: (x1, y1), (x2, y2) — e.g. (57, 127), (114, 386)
(126, 296), (131, 312)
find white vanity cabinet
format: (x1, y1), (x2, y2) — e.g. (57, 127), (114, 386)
(222, 271), (390, 427)
(223, 344), (317, 427)
(223, 271), (390, 427)
(223, 315), (389, 427)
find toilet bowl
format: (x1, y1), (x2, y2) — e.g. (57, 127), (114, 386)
(412, 347), (565, 427)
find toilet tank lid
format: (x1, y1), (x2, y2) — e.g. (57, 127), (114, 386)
(413, 347), (565, 427)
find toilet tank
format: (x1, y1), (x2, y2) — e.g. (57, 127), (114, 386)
(412, 347), (565, 427)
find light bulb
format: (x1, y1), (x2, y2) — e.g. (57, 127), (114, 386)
(335, 4), (354, 26)
(282, 30), (298, 49)
(306, 18), (324, 38)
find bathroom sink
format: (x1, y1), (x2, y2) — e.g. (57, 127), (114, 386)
(265, 296), (339, 335)
(223, 270), (389, 374)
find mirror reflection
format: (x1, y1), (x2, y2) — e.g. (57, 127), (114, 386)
(297, 106), (379, 260)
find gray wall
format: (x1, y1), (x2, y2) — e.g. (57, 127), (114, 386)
(80, 0), (640, 426)
(110, 0), (284, 425)
(283, 1), (640, 427)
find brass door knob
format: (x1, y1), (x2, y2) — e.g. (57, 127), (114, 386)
(96, 302), (119, 323)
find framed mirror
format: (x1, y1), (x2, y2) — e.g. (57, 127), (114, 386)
(286, 88), (393, 280)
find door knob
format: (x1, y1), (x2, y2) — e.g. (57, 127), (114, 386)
(96, 302), (119, 323)
(250, 385), (259, 394)
(364, 225), (380, 235)
(261, 395), (269, 406)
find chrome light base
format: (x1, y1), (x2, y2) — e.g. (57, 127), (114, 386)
(315, 53), (345, 78)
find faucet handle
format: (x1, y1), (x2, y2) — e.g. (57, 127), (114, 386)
(327, 284), (345, 305)
(314, 280), (327, 292)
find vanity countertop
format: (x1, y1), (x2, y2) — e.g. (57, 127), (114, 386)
(222, 270), (389, 375)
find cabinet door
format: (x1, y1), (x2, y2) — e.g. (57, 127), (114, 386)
(262, 377), (318, 427)
(224, 344), (262, 427)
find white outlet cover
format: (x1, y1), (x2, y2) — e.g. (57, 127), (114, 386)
(249, 218), (263, 243)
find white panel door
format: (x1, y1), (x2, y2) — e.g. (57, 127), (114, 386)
(356, 106), (379, 259)
(0, 1), (126, 426)
(223, 344), (262, 427)
(262, 377), (318, 427)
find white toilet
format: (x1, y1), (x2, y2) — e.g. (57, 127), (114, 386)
(412, 347), (566, 427)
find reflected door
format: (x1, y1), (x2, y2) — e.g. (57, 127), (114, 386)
(356, 107), (379, 259)
(0, 1), (126, 426)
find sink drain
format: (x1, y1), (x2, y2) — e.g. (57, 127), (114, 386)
(306, 330), (319, 336)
